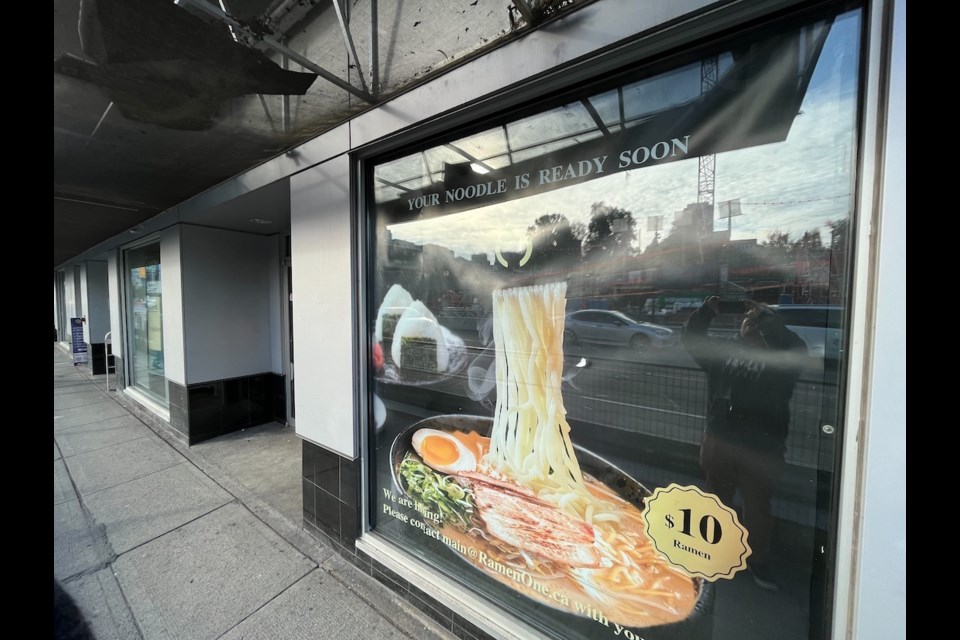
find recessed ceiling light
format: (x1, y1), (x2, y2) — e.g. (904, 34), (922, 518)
(249, 218), (273, 224)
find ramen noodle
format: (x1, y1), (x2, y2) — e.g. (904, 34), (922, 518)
(487, 283), (589, 508)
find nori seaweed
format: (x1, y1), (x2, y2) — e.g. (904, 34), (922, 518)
(400, 336), (438, 373)
(382, 314), (401, 352)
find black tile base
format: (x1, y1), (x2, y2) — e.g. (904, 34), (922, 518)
(301, 440), (361, 543)
(88, 343), (107, 375)
(183, 373), (286, 445)
(299, 439), (490, 639)
(111, 355), (125, 389)
(314, 486), (341, 538)
(168, 380), (188, 437)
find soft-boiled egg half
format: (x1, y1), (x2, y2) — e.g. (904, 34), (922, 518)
(411, 428), (477, 474)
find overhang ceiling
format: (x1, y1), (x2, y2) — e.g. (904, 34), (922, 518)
(54, 0), (587, 267)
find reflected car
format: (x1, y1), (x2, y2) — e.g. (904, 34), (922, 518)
(767, 304), (844, 361)
(563, 310), (675, 352)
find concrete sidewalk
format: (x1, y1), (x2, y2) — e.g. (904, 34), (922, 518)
(54, 346), (455, 640)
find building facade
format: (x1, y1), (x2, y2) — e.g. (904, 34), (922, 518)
(54, 1), (906, 639)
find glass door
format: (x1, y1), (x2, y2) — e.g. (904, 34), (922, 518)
(125, 242), (167, 406)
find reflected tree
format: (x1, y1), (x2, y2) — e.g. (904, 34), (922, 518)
(826, 218), (850, 301)
(793, 230), (823, 252)
(526, 213), (584, 271)
(827, 219), (849, 252)
(581, 203), (638, 262)
(763, 231), (792, 250)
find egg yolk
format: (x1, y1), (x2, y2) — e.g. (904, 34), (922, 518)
(451, 430), (489, 460)
(421, 435), (460, 466)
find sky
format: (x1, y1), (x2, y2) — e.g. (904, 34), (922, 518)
(383, 9), (862, 262)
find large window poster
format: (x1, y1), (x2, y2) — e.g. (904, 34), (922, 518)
(367, 6), (861, 640)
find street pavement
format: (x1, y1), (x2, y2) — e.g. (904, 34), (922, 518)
(53, 346), (457, 640)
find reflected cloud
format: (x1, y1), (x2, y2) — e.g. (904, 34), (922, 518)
(389, 85), (856, 262)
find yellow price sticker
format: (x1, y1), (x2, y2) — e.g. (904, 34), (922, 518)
(641, 484), (751, 581)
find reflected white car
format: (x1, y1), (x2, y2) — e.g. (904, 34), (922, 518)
(768, 305), (844, 361)
(563, 310), (675, 352)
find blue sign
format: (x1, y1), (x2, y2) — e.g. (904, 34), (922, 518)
(70, 318), (88, 365)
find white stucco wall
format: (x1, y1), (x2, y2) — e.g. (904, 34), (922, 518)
(180, 225), (277, 383)
(78, 263), (88, 344)
(852, 0), (906, 637)
(108, 251), (123, 358)
(159, 227), (186, 385)
(290, 154), (356, 457)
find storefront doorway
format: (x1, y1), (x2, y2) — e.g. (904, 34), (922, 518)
(124, 241), (167, 406)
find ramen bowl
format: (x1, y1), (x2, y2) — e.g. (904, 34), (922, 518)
(389, 414), (714, 640)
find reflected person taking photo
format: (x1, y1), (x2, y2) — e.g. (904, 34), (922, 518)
(682, 296), (807, 591)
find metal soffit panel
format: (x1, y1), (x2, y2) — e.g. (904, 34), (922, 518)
(54, 0), (587, 267)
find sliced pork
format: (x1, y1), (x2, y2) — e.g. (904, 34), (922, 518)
(462, 472), (605, 568)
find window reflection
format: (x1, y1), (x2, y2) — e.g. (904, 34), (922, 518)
(125, 242), (167, 405)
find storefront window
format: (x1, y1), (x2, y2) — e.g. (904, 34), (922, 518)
(125, 242), (167, 406)
(366, 5), (861, 639)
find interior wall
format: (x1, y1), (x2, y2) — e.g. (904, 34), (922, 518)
(82, 261), (110, 345)
(180, 225), (276, 384)
(268, 235), (283, 374)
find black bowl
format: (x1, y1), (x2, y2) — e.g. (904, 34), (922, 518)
(389, 414), (715, 640)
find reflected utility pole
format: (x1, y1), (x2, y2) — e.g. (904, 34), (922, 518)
(717, 199), (742, 237)
(646, 215), (663, 244)
(717, 199), (742, 292)
(696, 55), (719, 264)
